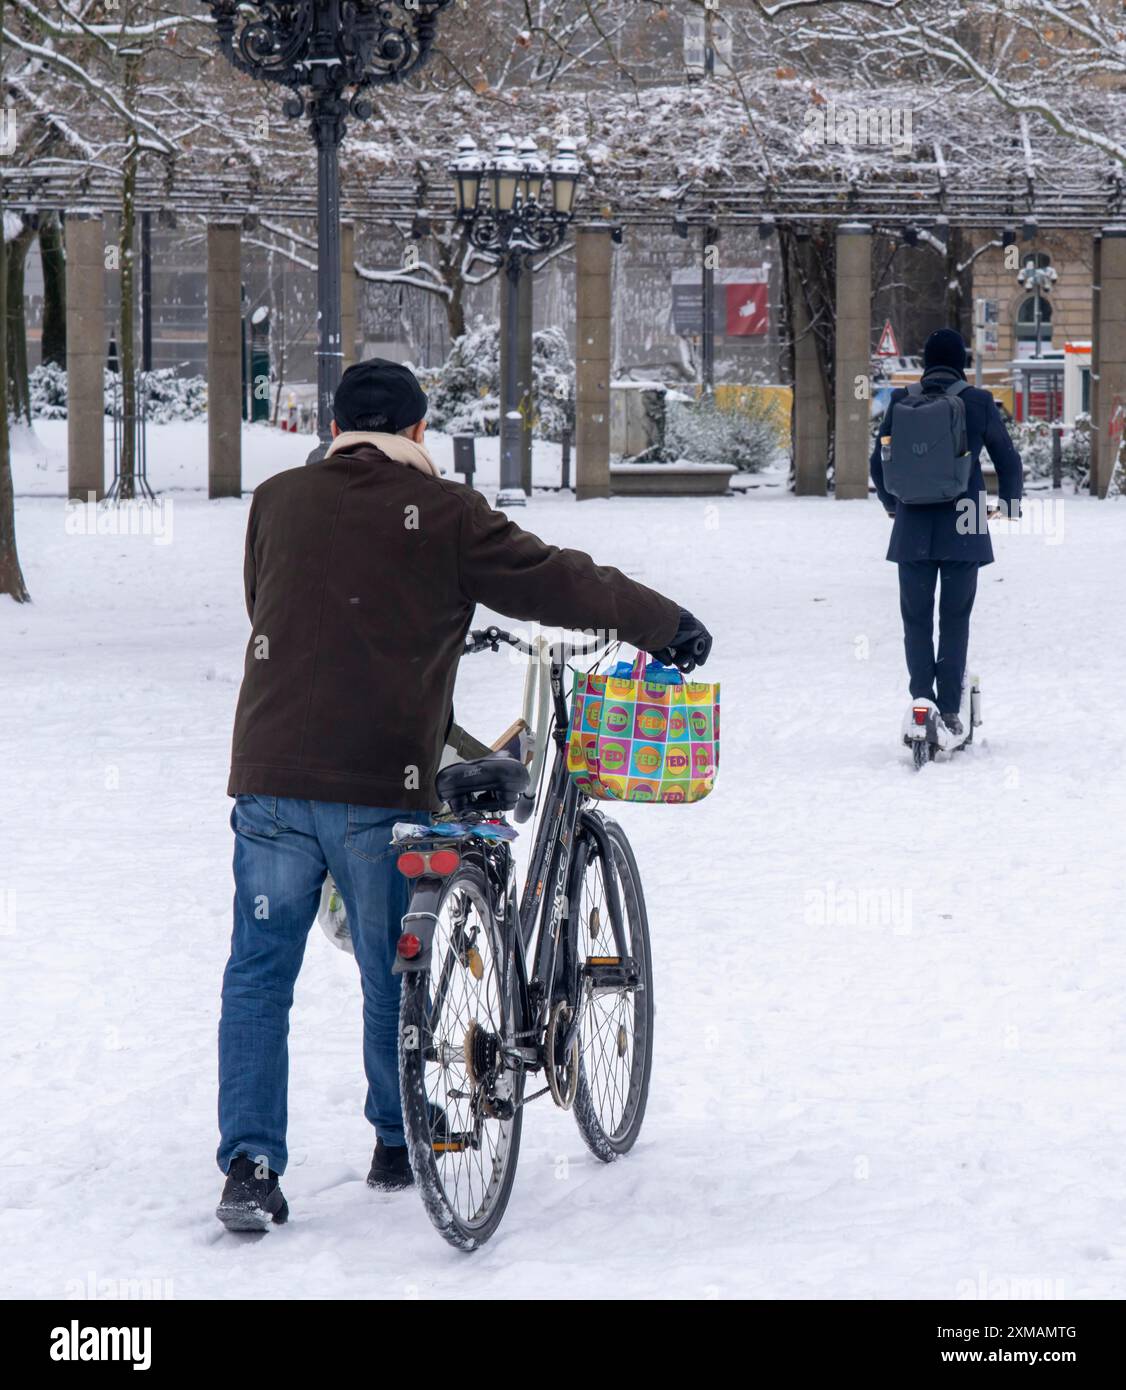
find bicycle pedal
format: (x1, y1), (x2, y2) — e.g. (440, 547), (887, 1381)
(583, 957), (641, 991)
(432, 1138), (472, 1154)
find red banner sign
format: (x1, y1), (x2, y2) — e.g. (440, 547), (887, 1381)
(725, 283), (768, 337)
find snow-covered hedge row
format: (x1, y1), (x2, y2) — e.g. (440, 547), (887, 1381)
(29, 363), (209, 423)
(663, 392), (780, 473)
(1007, 414), (1091, 485)
(423, 322), (575, 440)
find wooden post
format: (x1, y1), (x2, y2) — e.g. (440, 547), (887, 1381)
(207, 221), (242, 499)
(574, 225), (612, 500)
(65, 212), (106, 502)
(833, 222), (873, 500)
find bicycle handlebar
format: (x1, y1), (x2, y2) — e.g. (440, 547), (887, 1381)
(463, 626), (611, 662)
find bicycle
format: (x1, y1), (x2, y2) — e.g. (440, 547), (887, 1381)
(393, 626), (655, 1250)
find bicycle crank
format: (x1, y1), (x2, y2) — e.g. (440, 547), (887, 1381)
(545, 1000), (580, 1110)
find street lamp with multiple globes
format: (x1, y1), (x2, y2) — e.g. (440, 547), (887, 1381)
(450, 131), (582, 505)
(202, 0), (454, 445)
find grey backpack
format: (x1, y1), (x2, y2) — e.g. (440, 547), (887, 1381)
(885, 380), (972, 504)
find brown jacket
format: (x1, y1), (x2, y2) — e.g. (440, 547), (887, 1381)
(228, 442), (680, 810)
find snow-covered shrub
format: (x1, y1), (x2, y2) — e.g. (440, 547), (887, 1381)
(423, 321), (575, 440)
(133, 368), (209, 423)
(662, 392), (780, 472)
(29, 364), (209, 421)
(1008, 414), (1090, 485)
(28, 361), (69, 418)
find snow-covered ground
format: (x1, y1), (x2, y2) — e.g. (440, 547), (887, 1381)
(2, 421), (1124, 1300)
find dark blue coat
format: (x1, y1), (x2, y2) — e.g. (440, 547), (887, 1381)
(869, 366), (1024, 565)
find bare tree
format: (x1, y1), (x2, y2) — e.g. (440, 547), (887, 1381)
(1, 0), (30, 602)
(756, 0), (1126, 166)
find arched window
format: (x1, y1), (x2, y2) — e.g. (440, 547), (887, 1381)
(1015, 292), (1052, 344)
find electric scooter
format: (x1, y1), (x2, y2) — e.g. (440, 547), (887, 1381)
(902, 672), (982, 769)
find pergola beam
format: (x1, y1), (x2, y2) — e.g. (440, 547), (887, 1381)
(3, 167), (1122, 231)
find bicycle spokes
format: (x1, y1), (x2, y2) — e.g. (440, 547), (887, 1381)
(421, 884), (516, 1226)
(576, 851), (640, 1138)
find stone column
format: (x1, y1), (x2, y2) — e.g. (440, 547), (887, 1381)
(574, 225), (612, 500)
(65, 212), (106, 502)
(833, 222), (872, 500)
(790, 236), (829, 496)
(1094, 225), (1126, 497)
(207, 221), (242, 499)
(341, 221), (358, 370)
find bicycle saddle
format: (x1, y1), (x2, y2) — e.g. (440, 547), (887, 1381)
(435, 755), (530, 815)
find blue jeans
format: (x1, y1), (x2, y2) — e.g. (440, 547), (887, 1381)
(217, 796), (426, 1175)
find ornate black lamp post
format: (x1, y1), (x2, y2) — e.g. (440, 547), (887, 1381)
(203, 1), (453, 444)
(451, 131), (581, 505)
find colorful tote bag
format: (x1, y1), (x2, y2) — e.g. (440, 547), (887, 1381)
(566, 653), (720, 804)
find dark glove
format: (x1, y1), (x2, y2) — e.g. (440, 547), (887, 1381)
(651, 607), (713, 674)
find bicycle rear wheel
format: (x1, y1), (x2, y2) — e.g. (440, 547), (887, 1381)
(399, 862), (523, 1251)
(570, 817), (654, 1162)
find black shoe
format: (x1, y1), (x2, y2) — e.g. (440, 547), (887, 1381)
(216, 1154), (288, 1231)
(367, 1138), (413, 1191)
(941, 713), (964, 739)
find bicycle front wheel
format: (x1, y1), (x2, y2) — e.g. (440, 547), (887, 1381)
(399, 862), (523, 1251)
(571, 816), (655, 1162)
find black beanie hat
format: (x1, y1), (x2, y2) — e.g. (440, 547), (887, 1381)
(922, 328), (968, 374)
(333, 358), (428, 433)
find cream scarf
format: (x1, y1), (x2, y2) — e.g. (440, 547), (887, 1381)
(326, 430), (440, 478)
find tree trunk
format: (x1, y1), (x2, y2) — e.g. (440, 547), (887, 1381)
(780, 223), (836, 490)
(39, 212), (67, 368)
(0, 0), (31, 603)
(435, 223), (467, 342)
(946, 227), (973, 343)
(5, 219), (35, 425)
(117, 50), (141, 499)
(118, 141), (138, 498)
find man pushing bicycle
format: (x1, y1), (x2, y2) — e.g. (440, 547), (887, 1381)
(216, 358), (712, 1231)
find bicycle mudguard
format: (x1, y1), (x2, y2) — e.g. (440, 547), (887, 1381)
(391, 879), (446, 975)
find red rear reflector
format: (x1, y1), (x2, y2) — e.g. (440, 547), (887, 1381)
(428, 848), (460, 876)
(397, 933), (423, 959)
(397, 852), (426, 878)
(913, 707), (928, 726)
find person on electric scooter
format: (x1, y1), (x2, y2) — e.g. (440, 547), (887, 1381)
(215, 358), (712, 1230)
(870, 328), (1023, 740)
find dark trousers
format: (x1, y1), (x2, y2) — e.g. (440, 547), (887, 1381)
(897, 560), (979, 713)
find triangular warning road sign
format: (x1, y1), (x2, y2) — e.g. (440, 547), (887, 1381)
(876, 320), (900, 356)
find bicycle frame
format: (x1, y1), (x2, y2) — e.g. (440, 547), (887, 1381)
(510, 647), (634, 1060)
(398, 631), (634, 1085)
